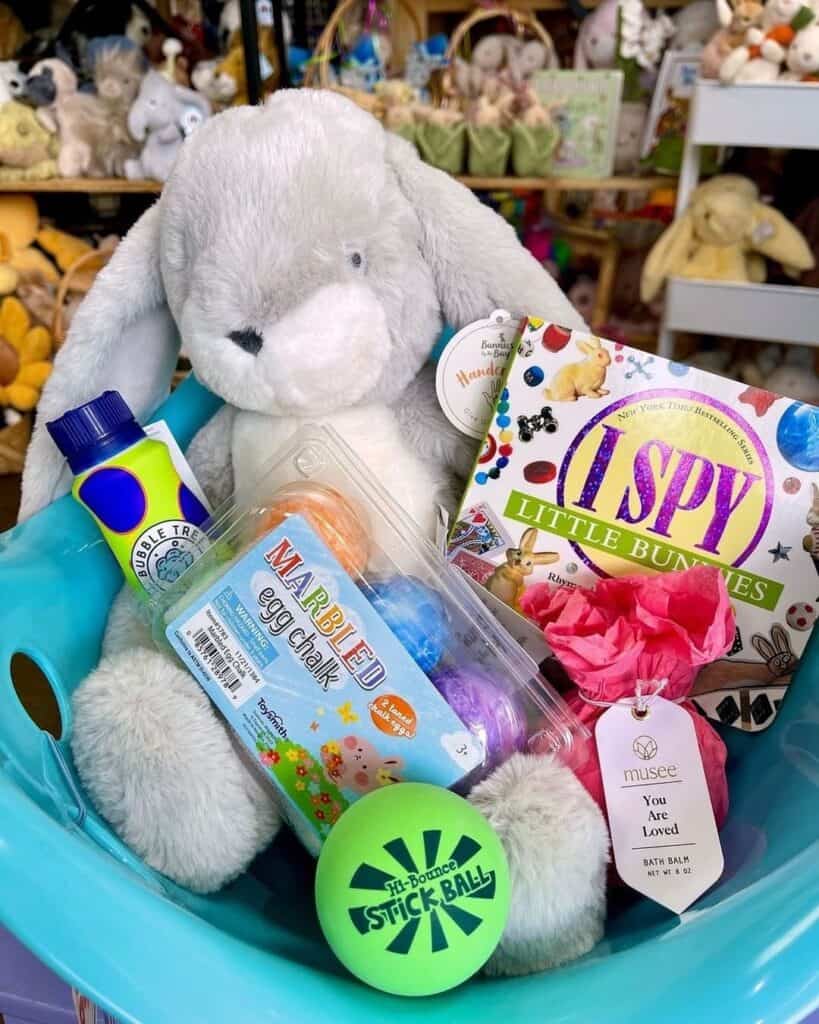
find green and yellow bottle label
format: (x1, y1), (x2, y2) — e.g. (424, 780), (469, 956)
(74, 436), (210, 597)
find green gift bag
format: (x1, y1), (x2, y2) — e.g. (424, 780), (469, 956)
(466, 124), (511, 177)
(416, 121), (466, 175)
(511, 122), (559, 178)
(387, 121), (418, 148)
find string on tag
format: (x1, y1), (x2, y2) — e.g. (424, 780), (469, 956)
(579, 677), (683, 719)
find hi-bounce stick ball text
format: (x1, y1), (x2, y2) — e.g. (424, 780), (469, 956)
(315, 783), (510, 996)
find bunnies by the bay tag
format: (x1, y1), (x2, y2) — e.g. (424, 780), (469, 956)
(435, 310), (518, 439)
(596, 698), (724, 913)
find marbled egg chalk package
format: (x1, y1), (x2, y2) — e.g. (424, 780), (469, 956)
(449, 319), (819, 733)
(154, 426), (582, 852)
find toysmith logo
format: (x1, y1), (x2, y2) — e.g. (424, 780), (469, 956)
(347, 830), (497, 954)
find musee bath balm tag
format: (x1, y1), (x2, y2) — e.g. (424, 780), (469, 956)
(596, 697), (724, 913)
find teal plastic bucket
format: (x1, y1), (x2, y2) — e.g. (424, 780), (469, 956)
(1, 376), (818, 1023)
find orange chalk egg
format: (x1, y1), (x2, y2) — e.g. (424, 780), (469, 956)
(256, 482), (371, 577)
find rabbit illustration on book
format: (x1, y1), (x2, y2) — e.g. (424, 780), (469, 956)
(486, 527), (559, 609)
(803, 483), (819, 576)
(543, 335), (611, 401)
(693, 622), (799, 695)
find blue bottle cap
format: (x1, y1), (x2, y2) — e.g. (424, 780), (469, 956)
(47, 390), (147, 474)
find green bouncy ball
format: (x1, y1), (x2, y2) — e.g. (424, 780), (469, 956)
(314, 783), (510, 996)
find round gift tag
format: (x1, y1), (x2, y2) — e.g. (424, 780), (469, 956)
(315, 783), (510, 996)
(435, 310), (518, 439)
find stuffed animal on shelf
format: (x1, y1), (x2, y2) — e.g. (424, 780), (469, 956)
(574, 0), (621, 68)
(0, 60), (24, 103)
(782, 21), (819, 78)
(21, 58), (110, 178)
(0, 101), (58, 180)
(670, 0), (720, 48)
(641, 174), (816, 301)
(125, 70), (210, 182)
(454, 31), (558, 100)
(701, 0), (765, 77)
(0, 295), (53, 414)
(0, 195), (59, 285)
(719, 0), (814, 81)
(193, 27), (279, 106)
(21, 90), (607, 979)
(505, 36), (559, 83)
(795, 196), (819, 285)
(92, 44), (145, 177)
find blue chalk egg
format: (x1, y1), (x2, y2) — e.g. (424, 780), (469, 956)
(496, 456), (509, 468)
(777, 402), (819, 472)
(496, 415), (511, 428)
(501, 388), (509, 401)
(523, 366), (544, 387)
(365, 576), (448, 673)
(475, 471), (488, 485)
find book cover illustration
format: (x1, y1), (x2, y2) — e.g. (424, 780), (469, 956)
(532, 70), (624, 179)
(449, 319), (819, 732)
(640, 48), (720, 175)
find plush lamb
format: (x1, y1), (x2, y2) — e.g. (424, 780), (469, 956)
(20, 90), (608, 977)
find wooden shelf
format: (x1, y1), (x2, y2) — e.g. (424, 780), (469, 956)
(0, 178), (161, 193)
(0, 175), (671, 195)
(457, 174), (673, 191)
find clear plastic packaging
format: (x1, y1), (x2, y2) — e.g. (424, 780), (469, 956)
(152, 425), (585, 853)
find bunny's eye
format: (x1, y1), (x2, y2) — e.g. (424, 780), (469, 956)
(344, 245), (366, 272)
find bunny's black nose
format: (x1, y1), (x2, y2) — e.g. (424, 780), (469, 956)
(228, 328), (263, 356)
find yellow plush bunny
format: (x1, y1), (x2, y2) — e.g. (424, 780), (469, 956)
(641, 174), (815, 302)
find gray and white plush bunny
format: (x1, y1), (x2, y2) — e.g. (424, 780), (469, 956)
(20, 90), (608, 976)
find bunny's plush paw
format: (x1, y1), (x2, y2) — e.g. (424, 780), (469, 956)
(72, 647), (281, 893)
(469, 752), (609, 976)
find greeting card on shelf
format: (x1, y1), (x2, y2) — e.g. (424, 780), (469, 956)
(448, 318), (819, 733)
(532, 70), (624, 179)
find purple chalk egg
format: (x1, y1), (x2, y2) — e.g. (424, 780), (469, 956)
(433, 664), (528, 773)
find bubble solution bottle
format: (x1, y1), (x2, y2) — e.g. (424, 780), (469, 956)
(48, 390), (210, 599)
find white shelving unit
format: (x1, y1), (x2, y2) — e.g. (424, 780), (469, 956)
(658, 80), (819, 358)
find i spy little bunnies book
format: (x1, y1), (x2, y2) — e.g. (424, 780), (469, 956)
(449, 319), (819, 733)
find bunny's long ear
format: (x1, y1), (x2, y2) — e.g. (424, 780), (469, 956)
(19, 203), (180, 521)
(520, 528), (539, 553)
(641, 212), (694, 303)
(385, 135), (585, 331)
(748, 202), (815, 276)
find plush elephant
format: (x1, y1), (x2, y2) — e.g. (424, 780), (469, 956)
(124, 70), (210, 182)
(21, 91), (608, 977)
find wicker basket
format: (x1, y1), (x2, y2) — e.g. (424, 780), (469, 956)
(51, 242), (116, 350)
(303, 0), (422, 113)
(441, 6), (556, 104)
(0, 415), (30, 475)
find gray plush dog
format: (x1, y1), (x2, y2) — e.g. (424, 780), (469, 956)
(21, 90), (607, 976)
